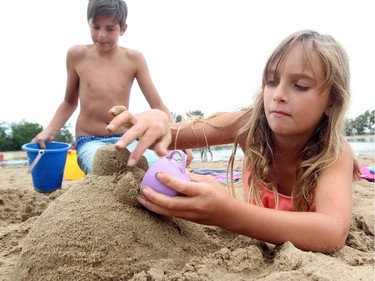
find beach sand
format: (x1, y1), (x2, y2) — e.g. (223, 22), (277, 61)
(0, 148), (374, 280)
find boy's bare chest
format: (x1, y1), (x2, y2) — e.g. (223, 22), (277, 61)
(79, 59), (133, 78)
(77, 62), (134, 93)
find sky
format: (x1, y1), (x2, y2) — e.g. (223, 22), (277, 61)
(1, 0), (374, 134)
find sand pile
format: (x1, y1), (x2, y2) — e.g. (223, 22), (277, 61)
(2, 147), (373, 280)
(12, 146), (227, 280)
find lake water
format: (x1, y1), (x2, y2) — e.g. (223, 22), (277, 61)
(192, 139), (374, 163)
(1, 139), (373, 167)
(0, 158), (29, 167)
(348, 138), (375, 156)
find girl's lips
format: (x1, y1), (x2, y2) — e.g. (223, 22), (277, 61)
(271, 110), (290, 118)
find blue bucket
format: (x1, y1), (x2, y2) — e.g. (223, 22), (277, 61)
(22, 142), (71, 193)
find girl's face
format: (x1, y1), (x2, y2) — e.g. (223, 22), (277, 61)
(263, 43), (332, 140)
(89, 16), (127, 51)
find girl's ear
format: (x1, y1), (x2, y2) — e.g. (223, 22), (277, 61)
(325, 103), (333, 116)
(324, 93), (334, 116)
(120, 24), (127, 36)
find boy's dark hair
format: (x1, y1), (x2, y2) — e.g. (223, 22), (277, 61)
(87, 0), (128, 29)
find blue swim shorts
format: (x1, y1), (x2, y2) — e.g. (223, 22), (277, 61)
(75, 134), (159, 174)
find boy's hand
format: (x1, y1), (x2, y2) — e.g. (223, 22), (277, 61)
(184, 149), (194, 167)
(107, 107), (171, 166)
(352, 157), (361, 182)
(31, 131), (56, 149)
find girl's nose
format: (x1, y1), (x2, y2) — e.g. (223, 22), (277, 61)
(273, 83), (288, 103)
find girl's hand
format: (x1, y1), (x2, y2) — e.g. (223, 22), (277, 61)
(106, 107), (171, 166)
(137, 172), (236, 226)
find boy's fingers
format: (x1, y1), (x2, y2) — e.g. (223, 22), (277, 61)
(37, 140), (46, 149)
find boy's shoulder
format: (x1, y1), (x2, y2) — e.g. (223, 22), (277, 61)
(67, 44), (144, 59)
(67, 44), (92, 58)
(118, 46), (144, 59)
(68, 44), (96, 52)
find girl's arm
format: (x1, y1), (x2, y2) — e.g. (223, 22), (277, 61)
(230, 141), (353, 252)
(107, 108), (249, 165)
(138, 140), (353, 253)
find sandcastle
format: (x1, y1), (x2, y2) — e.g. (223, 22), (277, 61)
(5, 147), (375, 280)
(12, 145), (222, 280)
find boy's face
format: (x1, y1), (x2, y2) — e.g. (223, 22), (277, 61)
(89, 16), (127, 51)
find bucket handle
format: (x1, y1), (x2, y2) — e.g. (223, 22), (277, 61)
(27, 150), (45, 174)
(168, 150), (187, 174)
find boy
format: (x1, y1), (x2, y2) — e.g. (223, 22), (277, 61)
(32, 0), (176, 173)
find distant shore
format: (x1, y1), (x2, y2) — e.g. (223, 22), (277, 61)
(346, 134), (374, 140)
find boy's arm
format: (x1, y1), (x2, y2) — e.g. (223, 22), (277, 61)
(32, 46), (80, 148)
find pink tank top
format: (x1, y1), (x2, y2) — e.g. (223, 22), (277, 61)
(244, 168), (293, 211)
(245, 168), (316, 212)
(258, 187), (294, 211)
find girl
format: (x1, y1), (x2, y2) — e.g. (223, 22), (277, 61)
(107, 30), (355, 253)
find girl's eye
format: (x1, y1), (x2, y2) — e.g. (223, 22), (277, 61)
(267, 79), (278, 87)
(295, 84), (309, 91)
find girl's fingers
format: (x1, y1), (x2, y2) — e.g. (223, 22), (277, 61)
(151, 172), (213, 197)
(106, 110), (137, 134)
(108, 105), (128, 117)
(138, 185), (194, 215)
(150, 136), (171, 158)
(106, 109), (172, 166)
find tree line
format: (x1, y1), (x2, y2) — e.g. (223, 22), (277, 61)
(0, 122), (74, 152)
(0, 109), (373, 152)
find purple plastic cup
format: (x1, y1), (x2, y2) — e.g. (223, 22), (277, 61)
(140, 150), (189, 196)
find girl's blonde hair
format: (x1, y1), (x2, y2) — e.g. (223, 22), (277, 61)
(235, 30), (350, 211)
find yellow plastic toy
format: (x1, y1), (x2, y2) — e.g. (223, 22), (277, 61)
(64, 149), (85, 180)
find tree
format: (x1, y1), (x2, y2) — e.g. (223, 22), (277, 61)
(11, 121), (43, 150)
(345, 110), (375, 136)
(172, 110), (204, 122)
(0, 120), (74, 151)
(54, 124), (74, 144)
(0, 122), (12, 151)
(364, 110), (375, 134)
(344, 118), (356, 136)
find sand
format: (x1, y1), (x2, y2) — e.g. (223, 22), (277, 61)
(0, 147), (374, 281)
